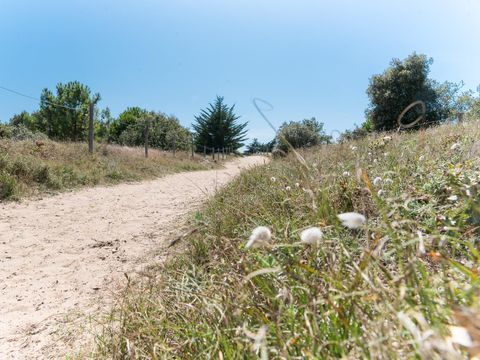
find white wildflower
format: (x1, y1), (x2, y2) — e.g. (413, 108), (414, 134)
(373, 177), (382, 186)
(377, 189), (385, 197)
(383, 152), (389, 157)
(246, 226), (272, 248)
(384, 178), (393, 185)
(351, 146), (357, 151)
(337, 212), (366, 229)
(368, 152), (372, 156)
(294, 182), (300, 188)
(343, 171), (350, 177)
(448, 326), (473, 347)
(373, 158), (378, 163)
(447, 195), (458, 202)
(450, 143), (461, 151)
(466, 188), (472, 197)
(285, 186), (291, 191)
(383, 135), (392, 141)
(270, 177), (276, 182)
(419, 155), (425, 161)
(300, 227), (324, 246)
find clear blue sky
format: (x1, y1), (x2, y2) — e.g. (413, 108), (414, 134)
(1, 0), (479, 142)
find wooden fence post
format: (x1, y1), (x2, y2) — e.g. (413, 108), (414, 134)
(191, 136), (194, 159)
(88, 103), (94, 154)
(144, 118), (149, 158)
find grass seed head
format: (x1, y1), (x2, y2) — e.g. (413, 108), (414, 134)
(246, 226), (272, 248)
(300, 227), (324, 245)
(337, 212), (366, 229)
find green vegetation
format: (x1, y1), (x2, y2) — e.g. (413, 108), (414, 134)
(4, 82), (193, 150)
(277, 117), (331, 152)
(0, 139), (214, 200)
(96, 120), (480, 359)
(108, 107), (192, 150)
(244, 138), (276, 154)
(193, 96), (248, 151)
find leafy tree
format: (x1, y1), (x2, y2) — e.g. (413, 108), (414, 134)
(109, 107), (147, 143)
(192, 96), (248, 151)
(9, 111), (36, 129)
(109, 107), (191, 150)
(456, 87), (480, 121)
(276, 118), (331, 152)
(366, 53), (445, 131)
(35, 81), (100, 140)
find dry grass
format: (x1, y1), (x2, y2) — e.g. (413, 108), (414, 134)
(95, 121), (480, 359)
(0, 140), (217, 200)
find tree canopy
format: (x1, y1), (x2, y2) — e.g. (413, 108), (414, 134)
(276, 118), (331, 152)
(35, 81), (100, 140)
(192, 96), (248, 151)
(366, 53), (445, 131)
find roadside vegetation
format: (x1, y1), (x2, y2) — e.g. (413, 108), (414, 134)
(95, 119), (480, 358)
(0, 138), (214, 201)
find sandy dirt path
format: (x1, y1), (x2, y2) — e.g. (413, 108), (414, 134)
(0, 156), (266, 359)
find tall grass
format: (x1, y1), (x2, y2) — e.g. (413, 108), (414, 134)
(0, 140), (215, 200)
(95, 121), (480, 359)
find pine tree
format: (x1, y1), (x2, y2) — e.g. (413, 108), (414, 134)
(193, 96), (248, 151)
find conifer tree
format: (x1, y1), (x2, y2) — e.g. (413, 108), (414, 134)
(193, 96), (248, 151)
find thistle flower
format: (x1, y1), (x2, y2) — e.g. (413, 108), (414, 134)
(343, 171), (350, 177)
(419, 155), (425, 161)
(300, 227), (324, 245)
(294, 182), (300, 188)
(337, 212), (366, 229)
(377, 189), (385, 197)
(450, 143), (461, 151)
(373, 177), (382, 186)
(270, 177), (276, 182)
(384, 178), (393, 185)
(285, 186), (291, 191)
(246, 226), (272, 248)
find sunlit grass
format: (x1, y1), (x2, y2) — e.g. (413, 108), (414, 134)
(95, 120), (480, 359)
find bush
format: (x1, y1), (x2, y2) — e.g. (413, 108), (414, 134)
(276, 117), (331, 152)
(0, 124), (13, 139)
(0, 171), (18, 199)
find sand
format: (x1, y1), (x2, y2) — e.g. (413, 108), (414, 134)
(0, 155), (267, 359)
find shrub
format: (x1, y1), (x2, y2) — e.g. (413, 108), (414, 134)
(0, 171), (18, 199)
(276, 117), (331, 152)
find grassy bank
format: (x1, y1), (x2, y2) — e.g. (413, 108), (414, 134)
(0, 140), (215, 200)
(96, 121), (480, 359)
